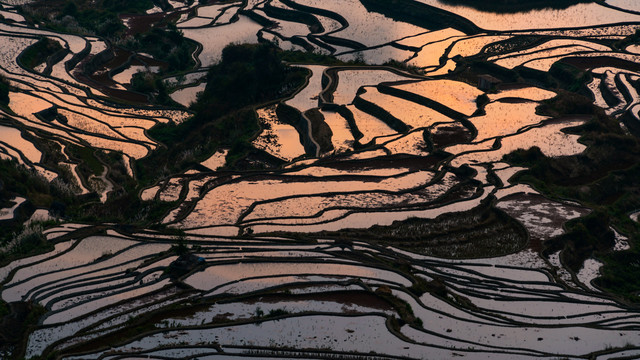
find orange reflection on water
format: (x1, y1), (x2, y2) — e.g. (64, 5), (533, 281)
(418, 0), (640, 31)
(252, 106), (306, 161)
(179, 170), (434, 228)
(393, 79), (483, 116)
(319, 110), (354, 153)
(296, 0), (426, 47)
(359, 88), (454, 129)
(470, 100), (546, 142)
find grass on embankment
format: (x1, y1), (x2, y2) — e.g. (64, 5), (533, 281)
(504, 90), (640, 301)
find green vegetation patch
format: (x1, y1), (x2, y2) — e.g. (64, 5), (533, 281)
(139, 44), (308, 182)
(0, 301), (47, 358)
(194, 44), (308, 115)
(18, 37), (64, 70)
(129, 71), (173, 105)
(305, 197), (528, 259)
(504, 91), (640, 301)
(66, 144), (103, 176)
(439, 0), (594, 13)
(124, 25), (196, 72)
(0, 160), (53, 210)
(20, 0), (150, 38)
(360, 0), (481, 34)
(0, 222), (54, 266)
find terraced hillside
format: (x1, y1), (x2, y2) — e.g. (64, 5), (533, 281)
(1, 0), (640, 359)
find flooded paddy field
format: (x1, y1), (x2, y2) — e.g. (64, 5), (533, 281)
(1, 0), (640, 359)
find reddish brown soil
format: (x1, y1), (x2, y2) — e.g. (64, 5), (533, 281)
(119, 8), (192, 37)
(74, 71), (149, 103)
(245, 290), (394, 311)
(120, 12), (166, 36)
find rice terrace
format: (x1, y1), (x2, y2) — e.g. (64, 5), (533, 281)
(2, 0), (640, 359)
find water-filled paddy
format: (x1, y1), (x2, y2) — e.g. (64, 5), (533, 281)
(1, 0), (640, 359)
